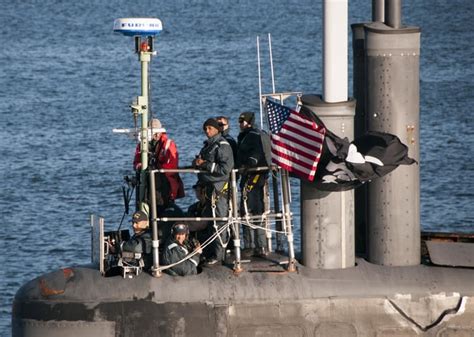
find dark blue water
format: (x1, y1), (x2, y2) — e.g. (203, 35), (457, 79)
(1, 0), (473, 334)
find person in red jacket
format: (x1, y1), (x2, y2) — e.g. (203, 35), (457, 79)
(133, 119), (184, 205)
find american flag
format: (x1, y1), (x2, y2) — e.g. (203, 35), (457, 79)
(265, 99), (326, 181)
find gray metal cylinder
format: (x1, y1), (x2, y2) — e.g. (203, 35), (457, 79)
(351, 23), (369, 257)
(385, 0), (402, 29)
(372, 0), (385, 22)
(300, 95), (355, 269)
(365, 23), (421, 266)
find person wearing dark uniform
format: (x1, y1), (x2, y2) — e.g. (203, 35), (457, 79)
(216, 115), (238, 252)
(193, 118), (234, 265)
(237, 112), (269, 257)
(216, 115), (238, 164)
(162, 223), (201, 276)
(157, 201), (185, 249)
(121, 210), (153, 270)
(186, 181), (211, 243)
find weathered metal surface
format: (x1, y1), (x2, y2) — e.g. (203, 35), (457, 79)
(364, 22), (421, 266)
(300, 95), (356, 270)
(426, 241), (474, 267)
(12, 260), (474, 336)
(13, 320), (115, 337)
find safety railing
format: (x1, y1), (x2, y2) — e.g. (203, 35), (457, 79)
(148, 165), (297, 275)
(91, 165), (297, 277)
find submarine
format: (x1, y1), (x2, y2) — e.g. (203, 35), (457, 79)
(12, 1), (474, 336)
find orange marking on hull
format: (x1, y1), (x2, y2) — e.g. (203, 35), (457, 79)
(39, 279), (64, 297)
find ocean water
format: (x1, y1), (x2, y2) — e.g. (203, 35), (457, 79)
(0, 0), (473, 334)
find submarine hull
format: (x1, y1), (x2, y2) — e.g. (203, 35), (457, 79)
(12, 258), (474, 337)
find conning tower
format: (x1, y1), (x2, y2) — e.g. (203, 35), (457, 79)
(352, 0), (421, 266)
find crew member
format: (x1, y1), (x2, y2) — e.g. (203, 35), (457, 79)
(237, 112), (269, 257)
(216, 115), (238, 252)
(162, 223), (201, 276)
(193, 118), (234, 265)
(133, 118), (184, 205)
(186, 181), (211, 243)
(121, 210), (153, 270)
(216, 115), (237, 163)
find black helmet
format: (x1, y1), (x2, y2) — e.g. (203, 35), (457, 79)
(171, 223), (189, 237)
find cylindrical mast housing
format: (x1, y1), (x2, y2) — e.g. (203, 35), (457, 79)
(301, 95), (355, 269)
(364, 23), (421, 266)
(300, 0), (354, 269)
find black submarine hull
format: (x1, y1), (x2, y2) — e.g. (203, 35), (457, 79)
(12, 258), (474, 337)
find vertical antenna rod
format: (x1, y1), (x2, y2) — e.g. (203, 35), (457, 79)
(372, 0), (385, 22)
(257, 36), (263, 128)
(268, 33), (276, 94)
(323, 0), (348, 102)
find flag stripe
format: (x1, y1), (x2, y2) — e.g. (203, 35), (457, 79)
(278, 128), (324, 150)
(287, 113), (325, 133)
(274, 159), (316, 180)
(271, 138), (320, 162)
(282, 123), (325, 143)
(271, 148), (318, 171)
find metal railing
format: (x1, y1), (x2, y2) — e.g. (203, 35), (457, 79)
(148, 165), (296, 274)
(91, 165), (297, 277)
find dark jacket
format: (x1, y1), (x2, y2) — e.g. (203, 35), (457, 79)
(162, 238), (199, 276)
(121, 230), (153, 270)
(157, 202), (185, 246)
(237, 127), (269, 187)
(221, 129), (238, 164)
(196, 133), (234, 185)
(237, 127), (267, 168)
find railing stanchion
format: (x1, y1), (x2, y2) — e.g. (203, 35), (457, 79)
(231, 169), (243, 273)
(149, 170), (161, 277)
(281, 169), (296, 272)
(272, 167), (284, 252)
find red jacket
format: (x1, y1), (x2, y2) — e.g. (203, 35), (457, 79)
(133, 133), (184, 201)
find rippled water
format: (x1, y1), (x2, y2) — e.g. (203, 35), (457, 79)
(1, 0), (473, 334)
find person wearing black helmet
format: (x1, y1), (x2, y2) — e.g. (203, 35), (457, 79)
(162, 223), (201, 276)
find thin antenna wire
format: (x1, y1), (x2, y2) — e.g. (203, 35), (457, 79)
(268, 33), (276, 94)
(257, 36), (263, 128)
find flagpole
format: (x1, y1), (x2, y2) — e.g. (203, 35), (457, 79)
(268, 33), (276, 95)
(257, 36), (263, 129)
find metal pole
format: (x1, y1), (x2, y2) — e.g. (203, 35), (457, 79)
(231, 169), (243, 273)
(156, 214), (283, 222)
(149, 171), (161, 277)
(372, 0), (385, 22)
(90, 214), (94, 263)
(268, 33), (276, 94)
(264, 180), (272, 253)
(385, 0), (402, 29)
(272, 169), (284, 252)
(257, 36), (263, 129)
(281, 170), (296, 272)
(323, 0), (348, 103)
(138, 45), (151, 211)
(99, 217), (105, 276)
